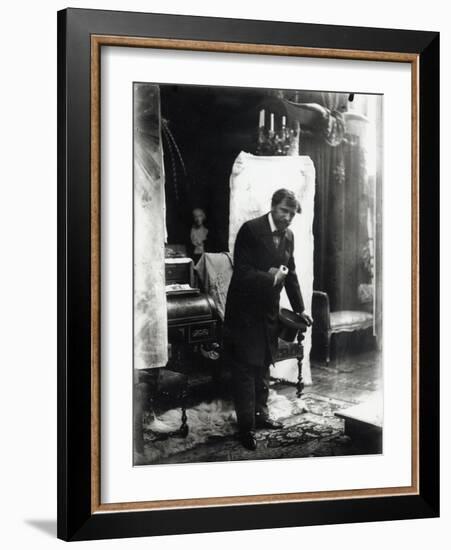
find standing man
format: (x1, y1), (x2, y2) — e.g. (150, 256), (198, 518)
(223, 189), (312, 450)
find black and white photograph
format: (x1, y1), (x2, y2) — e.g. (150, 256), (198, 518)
(0, 0), (444, 545)
(133, 82), (383, 466)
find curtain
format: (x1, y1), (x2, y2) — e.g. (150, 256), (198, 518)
(294, 92), (373, 312)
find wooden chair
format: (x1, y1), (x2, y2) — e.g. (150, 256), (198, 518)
(311, 290), (373, 364)
(134, 367), (189, 455)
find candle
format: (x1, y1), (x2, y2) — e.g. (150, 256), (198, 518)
(259, 109), (265, 128)
(270, 113), (274, 132)
(282, 115), (286, 127)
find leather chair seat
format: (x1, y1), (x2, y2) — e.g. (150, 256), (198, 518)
(157, 369), (188, 394)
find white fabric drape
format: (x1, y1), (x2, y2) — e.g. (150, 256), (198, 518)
(134, 84), (168, 369)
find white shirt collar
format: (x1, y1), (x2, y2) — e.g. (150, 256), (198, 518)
(268, 212), (277, 232)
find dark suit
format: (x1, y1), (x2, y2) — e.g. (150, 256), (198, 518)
(223, 213), (305, 432)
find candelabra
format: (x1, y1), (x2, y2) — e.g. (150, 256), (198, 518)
(256, 110), (299, 156)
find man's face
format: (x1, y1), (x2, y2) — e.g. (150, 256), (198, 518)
(271, 198), (297, 230)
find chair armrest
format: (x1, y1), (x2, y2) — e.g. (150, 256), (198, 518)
(312, 290), (331, 331)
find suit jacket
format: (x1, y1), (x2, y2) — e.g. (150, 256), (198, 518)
(223, 213), (304, 366)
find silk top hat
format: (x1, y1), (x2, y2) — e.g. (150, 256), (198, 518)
(278, 308), (309, 342)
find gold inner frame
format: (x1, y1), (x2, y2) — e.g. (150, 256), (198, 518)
(90, 35), (420, 514)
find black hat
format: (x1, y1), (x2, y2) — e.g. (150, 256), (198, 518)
(278, 308), (309, 342)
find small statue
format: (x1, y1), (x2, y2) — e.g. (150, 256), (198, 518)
(190, 208), (208, 263)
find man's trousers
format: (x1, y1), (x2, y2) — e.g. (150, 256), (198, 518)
(228, 353), (272, 433)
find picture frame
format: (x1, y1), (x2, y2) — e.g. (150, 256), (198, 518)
(57, 7), (440, 541)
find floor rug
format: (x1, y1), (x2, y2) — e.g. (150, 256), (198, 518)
(139, 389), (312, 464)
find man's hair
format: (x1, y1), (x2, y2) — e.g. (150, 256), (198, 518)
(271, 188), (301, 214)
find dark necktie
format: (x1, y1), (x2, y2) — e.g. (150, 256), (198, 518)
(272, 230), (285, 249)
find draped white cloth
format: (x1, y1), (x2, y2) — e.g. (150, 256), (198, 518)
(134, 84), (168, 369)
(229, 152), (315, 385)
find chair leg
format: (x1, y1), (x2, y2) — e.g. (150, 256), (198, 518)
(325, 331), (331, 365)
(296, 330), (305, 399)
(178, 384), (189, 438)
(133, 369), (159, 454)
(133, 381), (148, 455)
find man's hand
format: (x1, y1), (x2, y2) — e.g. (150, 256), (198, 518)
(268, 266), (287, 287)
(299, 311), (313, 327)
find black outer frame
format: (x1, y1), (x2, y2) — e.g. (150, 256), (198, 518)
(57, 7), (439, 542)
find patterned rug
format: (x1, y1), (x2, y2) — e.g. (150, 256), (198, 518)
(137, 388), (351, 465)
